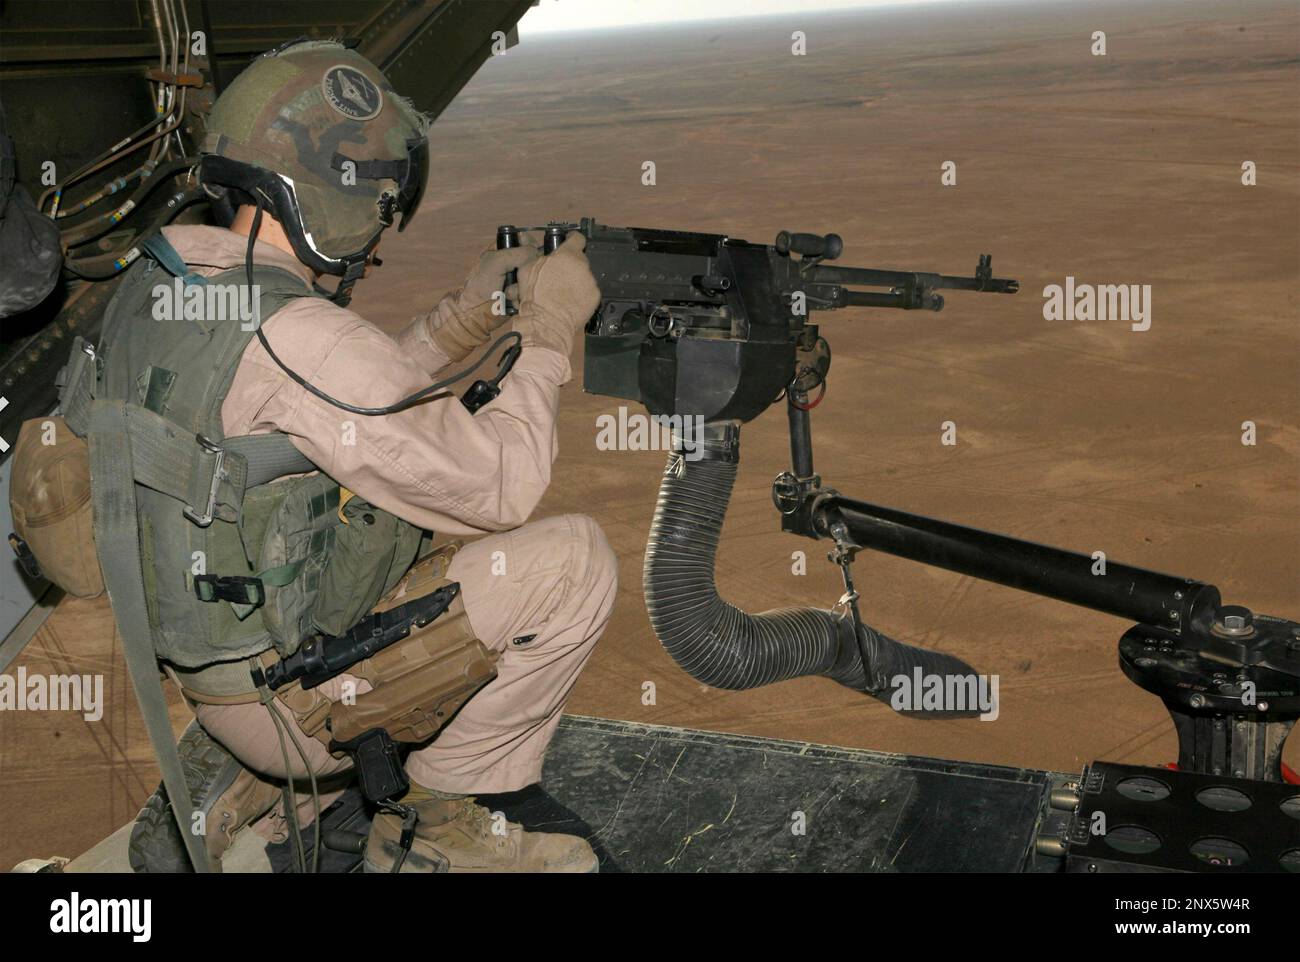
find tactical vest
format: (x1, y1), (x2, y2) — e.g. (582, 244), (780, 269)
(58, 235), (421, 673)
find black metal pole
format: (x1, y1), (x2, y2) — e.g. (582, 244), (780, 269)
(811, 493), (1220, 631)
(787, 395), (814, 478)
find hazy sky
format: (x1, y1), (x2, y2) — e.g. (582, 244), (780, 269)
(519, 0), (996, 36)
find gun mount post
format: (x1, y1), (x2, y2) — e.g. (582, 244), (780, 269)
(787, 395), (815, 479)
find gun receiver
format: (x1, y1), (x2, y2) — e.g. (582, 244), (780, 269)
(503, 218), (1017, 423)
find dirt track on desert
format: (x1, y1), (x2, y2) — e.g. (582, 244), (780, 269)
(2, 0), (1297, 866)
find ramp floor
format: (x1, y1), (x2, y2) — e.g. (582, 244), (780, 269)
(496, 715), (1056, 872)
(67, 715), (1062, 873)
(265, 715), (1060, 873)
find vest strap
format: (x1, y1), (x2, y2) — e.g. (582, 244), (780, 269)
(164, 652), (271, 704)
(87, 397), (212, 873)
(228, 432), (316, 487)
(115, 413), (244, 527)
(142, 233), (209, 288)
(89, 403), (315, 528)
(259, 560), (305, 587)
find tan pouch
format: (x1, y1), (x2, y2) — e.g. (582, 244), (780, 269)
(8, 416), (105, 597)
(326, 545), (497, 746)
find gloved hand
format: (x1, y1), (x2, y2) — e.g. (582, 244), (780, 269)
(512, 232), (601, 357)
(461, 243), (540, 308)
(425, 242), (541, 361)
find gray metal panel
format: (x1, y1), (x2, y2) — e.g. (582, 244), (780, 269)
(519, 715), (1055, 872)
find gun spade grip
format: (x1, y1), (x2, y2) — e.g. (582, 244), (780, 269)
(496, 224), (519, 254)
(543, 224), (567, 255)
(497, 224), (519, 316)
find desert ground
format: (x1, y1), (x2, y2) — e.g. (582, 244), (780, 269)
(2, 0), (1297, 867)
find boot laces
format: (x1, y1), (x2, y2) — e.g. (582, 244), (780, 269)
(460, 799), (513, 849)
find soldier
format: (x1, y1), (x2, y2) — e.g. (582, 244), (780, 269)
(17, 39), (616, 872)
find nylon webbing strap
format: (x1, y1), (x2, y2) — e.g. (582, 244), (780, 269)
(87, 398), (212, 873)
(112, 410), (313, 526)
(142, 233), (208, 288)
(224, 432), (316, 487)
(259, 560), (305, 587)
(121, 407), (244, 521)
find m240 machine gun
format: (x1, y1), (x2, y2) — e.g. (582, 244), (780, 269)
(497, 219), (1299, 872)
(496, 218), (1016, 423)
(567, 218), (1017, 423)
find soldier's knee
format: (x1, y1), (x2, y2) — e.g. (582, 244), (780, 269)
(564, 514), (618, 599)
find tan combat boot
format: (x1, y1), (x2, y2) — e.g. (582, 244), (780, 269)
(206, 766), (283, 864)
(129, 721), (282, 872)
(364, 788), (598, 873)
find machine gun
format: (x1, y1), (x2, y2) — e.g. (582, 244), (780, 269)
(496, 219), (1016, 424)
(499, 217), (1299, 871)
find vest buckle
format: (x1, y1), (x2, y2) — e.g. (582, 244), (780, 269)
(194, 574), (265, 607)
(183, 434), (226, 527)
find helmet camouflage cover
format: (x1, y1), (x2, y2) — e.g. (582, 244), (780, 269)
(201, 40), (429, 272)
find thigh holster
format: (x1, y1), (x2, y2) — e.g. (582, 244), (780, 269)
(323, 541), (498, 746)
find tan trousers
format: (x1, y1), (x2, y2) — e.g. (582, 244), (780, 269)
(195, 514), (618, 794)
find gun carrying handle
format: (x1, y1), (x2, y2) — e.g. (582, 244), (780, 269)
(775, 231), (843, 260)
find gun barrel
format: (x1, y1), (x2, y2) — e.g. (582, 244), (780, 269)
(811, 264), (1019, 295)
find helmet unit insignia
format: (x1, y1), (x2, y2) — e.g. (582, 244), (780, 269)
(322, 65), (383, 121)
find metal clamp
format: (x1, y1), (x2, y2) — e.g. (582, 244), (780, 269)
(825, 516), (884, 687)
(182, 434), (226, 527)
(7, 534), (43, 580)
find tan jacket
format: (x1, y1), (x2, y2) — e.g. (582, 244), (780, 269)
(161, 225), (569, 536)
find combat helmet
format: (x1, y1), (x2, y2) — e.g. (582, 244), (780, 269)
(199, 38), (428, 295)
